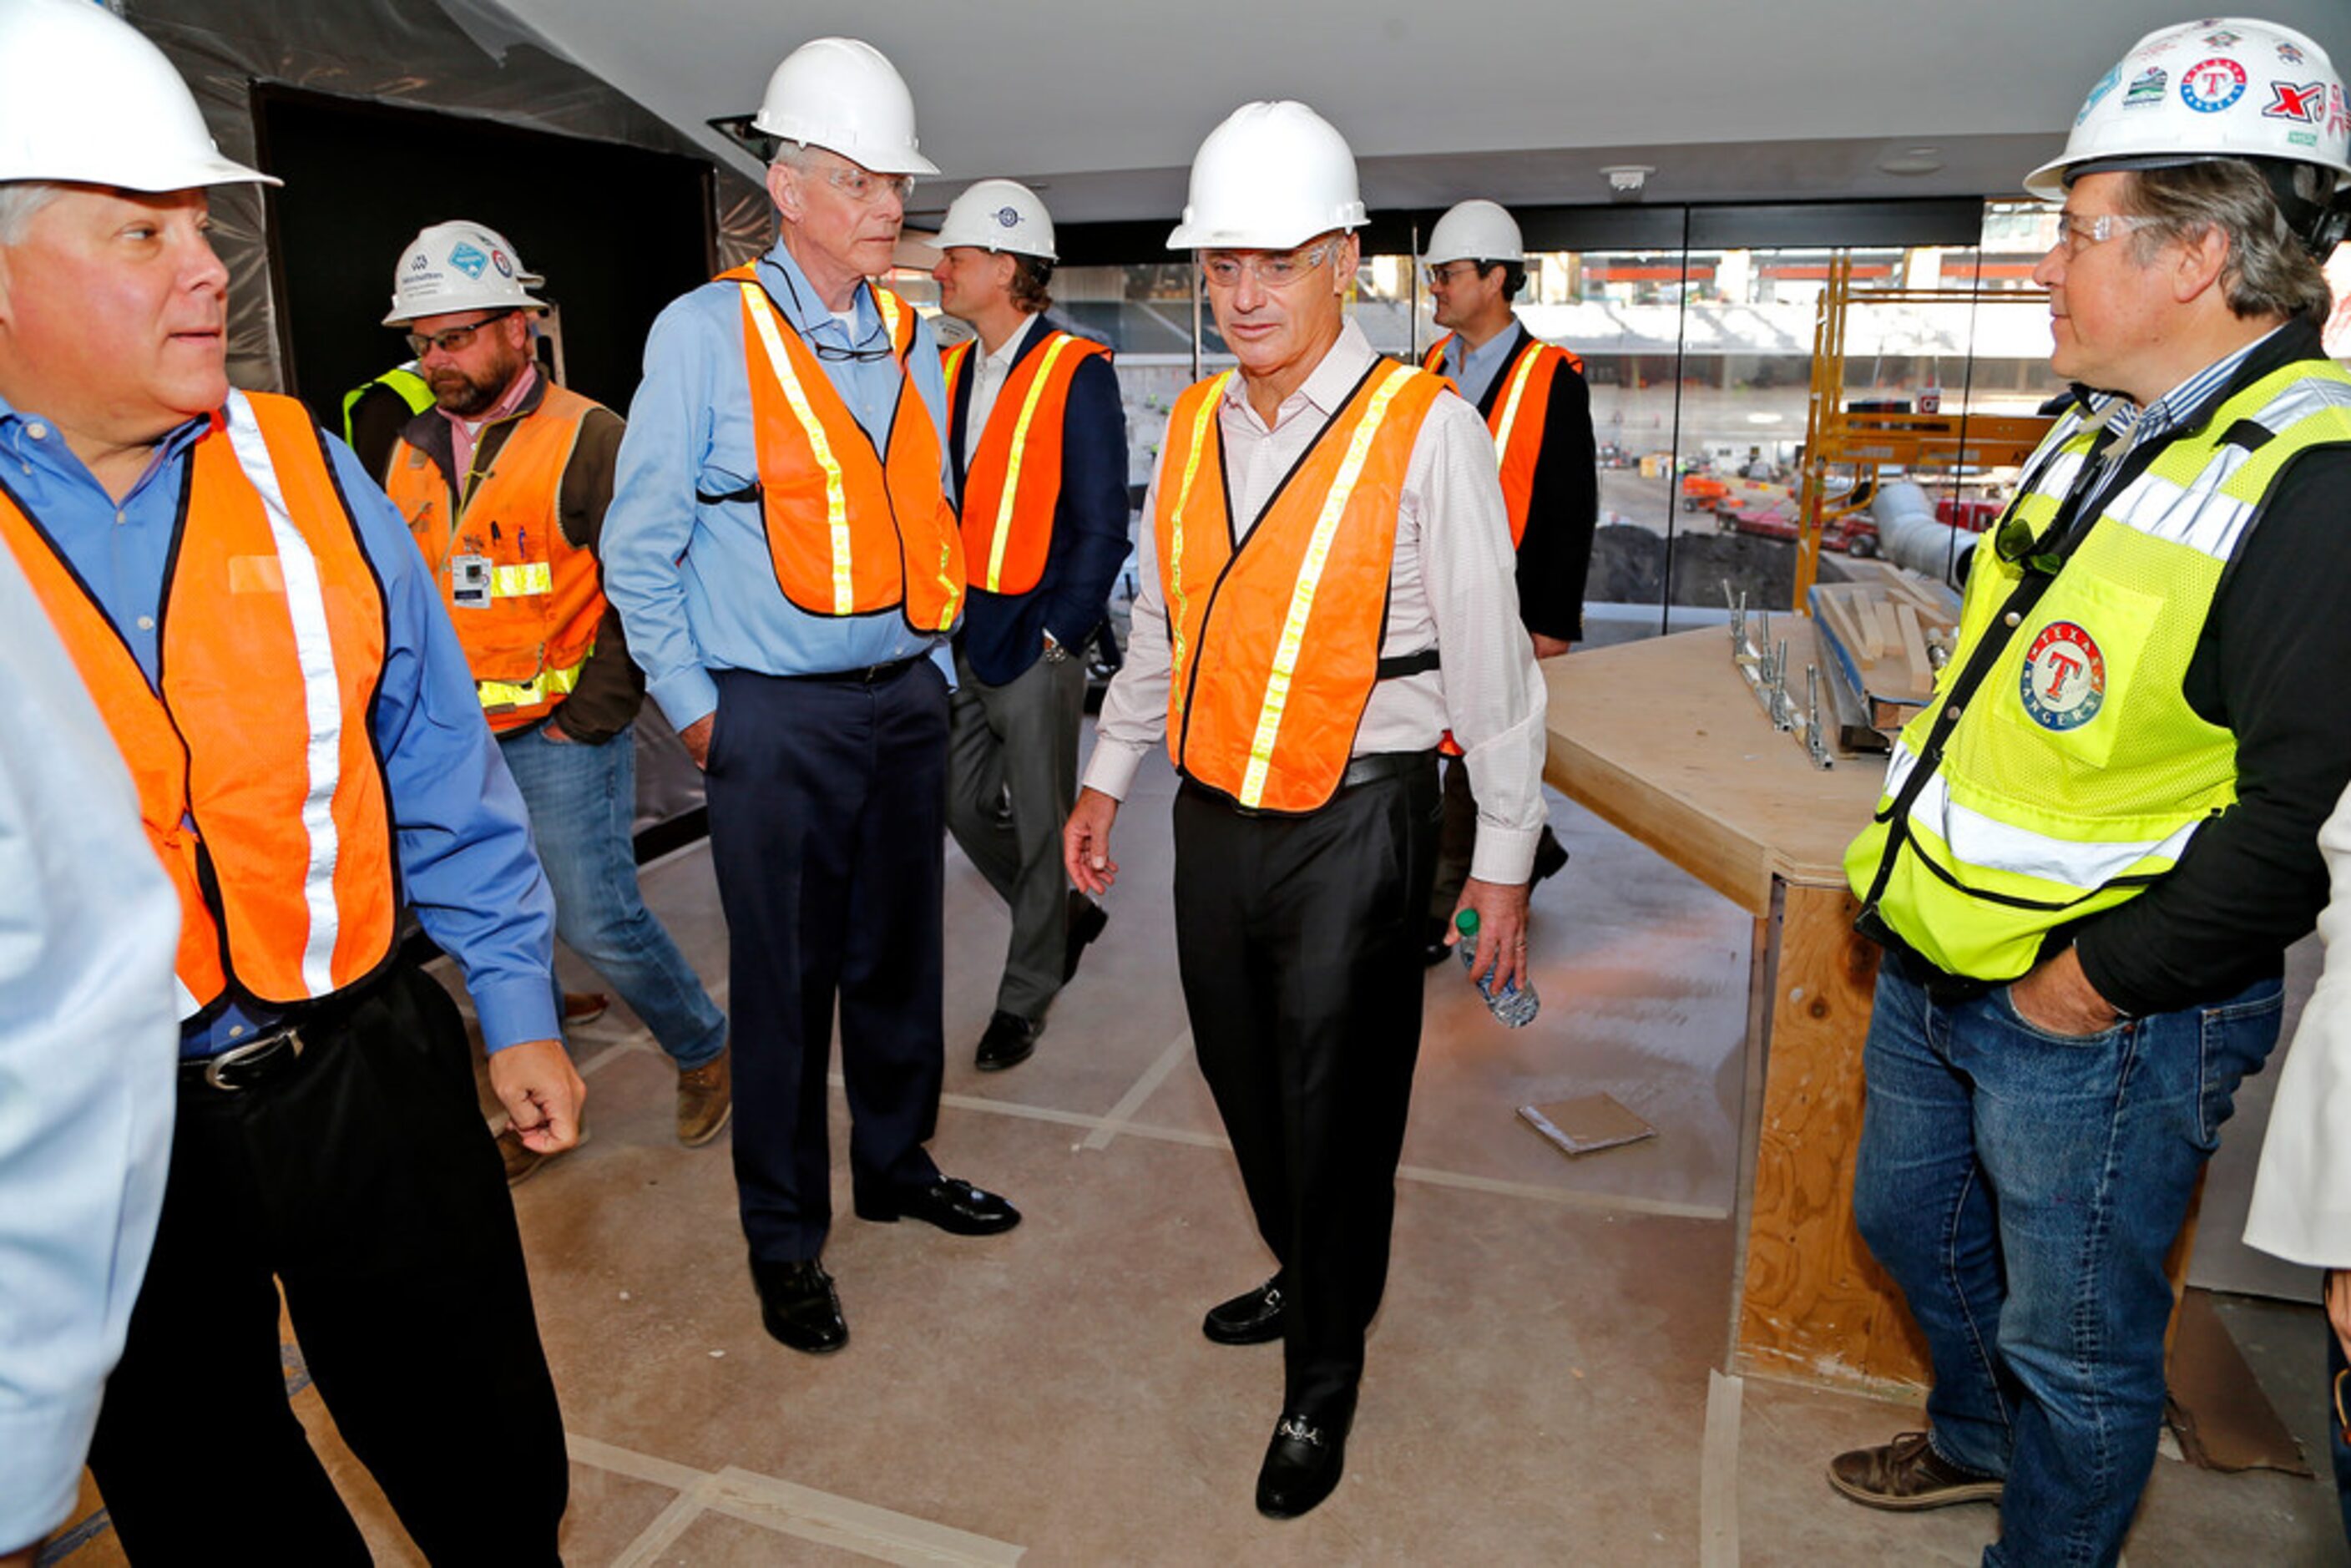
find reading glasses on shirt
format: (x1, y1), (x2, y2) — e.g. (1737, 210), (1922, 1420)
(405, 309), (517, 358)
(1201, 239), (1337, 290)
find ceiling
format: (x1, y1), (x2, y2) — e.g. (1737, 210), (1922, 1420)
(491, 0), (2351, 225)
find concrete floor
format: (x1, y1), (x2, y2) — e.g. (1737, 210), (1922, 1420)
(47, 737), (2351, 1565)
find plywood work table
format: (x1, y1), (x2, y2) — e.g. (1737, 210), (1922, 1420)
(1542, 626), (1929, 1392)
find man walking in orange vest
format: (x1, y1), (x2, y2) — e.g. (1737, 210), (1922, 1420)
(1064, 103), (1547, 1520)
(0, 0), (577, 1556)
(1418, 199), (1594, 961)
(379, 220), (732, 1180)
(604, 37), (1019, 1359)
(931, 180), (1130, 1070)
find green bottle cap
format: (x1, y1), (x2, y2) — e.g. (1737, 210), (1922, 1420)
(1455, 908), (1479, 937)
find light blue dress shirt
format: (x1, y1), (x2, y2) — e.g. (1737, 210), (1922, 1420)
(602, 240), (954, 733)
(0, 397), (559, 1057)
(1438, 322), (1520, 412)
(0, 546), (177, 1550)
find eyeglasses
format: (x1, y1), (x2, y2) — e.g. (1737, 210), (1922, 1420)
(404, 309), (516, 358)
(1423, 261), (1479, 288)
(815, 162), (916, 207)
(2051, 210), (2164, 256)
(1201, 239), (1338, 290)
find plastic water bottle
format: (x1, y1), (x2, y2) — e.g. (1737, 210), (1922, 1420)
(1455, 909), (1540, 1028)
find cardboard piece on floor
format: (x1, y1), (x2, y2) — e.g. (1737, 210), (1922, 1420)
(1519, 1094), (1657, 1158)
(2165, 1286), (2313, 1476)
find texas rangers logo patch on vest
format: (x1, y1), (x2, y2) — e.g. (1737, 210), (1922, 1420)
(2020, 620), (2106, 731)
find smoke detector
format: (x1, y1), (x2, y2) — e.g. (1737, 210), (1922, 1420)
(1600, 164), (1654, 198)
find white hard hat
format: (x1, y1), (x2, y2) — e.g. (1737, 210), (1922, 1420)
(752, 37), (939, 179)
(1423, 200), (1525, 267)
(935, 179), (1057, 261)
(2026, 18), (2349, 200)
(0, 0), (276, 190)
(1166, 101), (1367, 250)
(383, 221), (548, 327)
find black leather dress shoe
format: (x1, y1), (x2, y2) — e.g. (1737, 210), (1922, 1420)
(974, 1009), (1040, 1072)
(855, 1176), (1021, 1235)
(1064, 891), (1109, 981)
(1202, 1274), (1287, 1345)
(1256, 1411), (1348, 1519)
(1419, 917), (1453, 969)
(750, 1257), (847, 1354)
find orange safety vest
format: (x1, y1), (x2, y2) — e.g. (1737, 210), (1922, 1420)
(0, 390), (398, 1018)
(718, 265), (963, 632)
(942, 331), (1110, 597)
(1156, 358), (1446, 814)
(384, 382), (608, 732)
(1423, 331), (1584, 547)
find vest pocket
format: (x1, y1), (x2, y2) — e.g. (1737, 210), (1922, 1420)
(1983, 570), (2164, 774)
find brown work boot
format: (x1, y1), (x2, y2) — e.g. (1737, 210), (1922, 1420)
(563, 990), (611, 1028)
(498, 1122), (587, 1186)
(677, 1046), (734, 1147)
(1828, 1431), (2004, 1510)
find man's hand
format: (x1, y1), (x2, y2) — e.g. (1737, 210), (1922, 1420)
(1531, 633), (1573, 660)
(488, 1038), (584, 1154)
(2008, 948), (2120, 1036)
(1064, 787), (1120, 896)
(679, 714), (714, 770)
(540, 719), (578, 746)
(2328, 1270), (2351, 1368)
(1449, 877), (1533, 994)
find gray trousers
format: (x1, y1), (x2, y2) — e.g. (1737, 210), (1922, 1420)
(947, 645), (1088, 1019)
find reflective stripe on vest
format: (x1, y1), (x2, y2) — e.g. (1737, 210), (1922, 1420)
(1423, 331), (1584, 546)
(1844, 358), (2351, 981)
(944, 329), (1110, 595)
(339, 363), (432, 444)
(383, 382), (607, 731)
(1158, 359), (1446, 813)
(0, 389), (397, 1014)
(720, 267), (964, 631)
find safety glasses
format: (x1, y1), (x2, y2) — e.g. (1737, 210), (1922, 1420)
(404, 309), (517, 358)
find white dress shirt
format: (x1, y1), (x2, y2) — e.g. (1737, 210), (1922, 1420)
(0, 547), (179, 1550)
(1086, 319), (1546, 883)
(962, 311), (1039, 470)
(2247, 771), (2351, 1267)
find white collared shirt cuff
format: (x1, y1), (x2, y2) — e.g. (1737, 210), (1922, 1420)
(1080, 739), (1146, 802)
(1469, 823), (1540, 887)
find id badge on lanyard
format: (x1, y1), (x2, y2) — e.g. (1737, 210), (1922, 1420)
(450, 554), (493, 609)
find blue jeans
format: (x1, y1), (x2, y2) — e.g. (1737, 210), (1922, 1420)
(1853, 957), (2282, 1567)
(498, 721), (726, 1070)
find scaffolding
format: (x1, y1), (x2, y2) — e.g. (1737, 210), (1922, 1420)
(1790, 256), (2057, 607)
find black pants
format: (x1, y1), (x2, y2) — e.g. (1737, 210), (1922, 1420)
(1173, 756), (1439, 1423)
(704, 661), (948, 1262)
(87, 962), (567, 1565)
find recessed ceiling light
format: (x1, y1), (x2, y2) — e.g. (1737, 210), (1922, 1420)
(1878, 146), (1944, 176)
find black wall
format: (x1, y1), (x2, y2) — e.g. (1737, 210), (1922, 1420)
(253, 85), (723, 432)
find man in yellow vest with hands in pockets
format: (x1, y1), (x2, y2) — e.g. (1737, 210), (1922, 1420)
(1831, 18), (2351, 1565)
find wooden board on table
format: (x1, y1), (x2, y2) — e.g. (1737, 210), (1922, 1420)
(1543, 629), (1883, 916)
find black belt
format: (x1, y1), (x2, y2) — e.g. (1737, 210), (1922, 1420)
(1340, 750), (1437, 789)
(778, 654), (926, 686)
(180, 1022), (309, 1092)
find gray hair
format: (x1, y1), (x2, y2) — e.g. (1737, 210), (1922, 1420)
(0, 181), (64, 245)
(2121, 161), (2335, 328)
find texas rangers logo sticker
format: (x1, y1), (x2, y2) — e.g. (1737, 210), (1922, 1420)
(2020, 622), (2106, 731)
(2181, 58), (2247, 113)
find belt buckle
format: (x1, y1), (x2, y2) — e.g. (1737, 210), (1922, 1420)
(203, 1026), (302, 1091)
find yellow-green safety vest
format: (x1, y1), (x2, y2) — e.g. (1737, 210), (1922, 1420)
(1846, 357), (2351, 983)
(339, 363), (433, 445)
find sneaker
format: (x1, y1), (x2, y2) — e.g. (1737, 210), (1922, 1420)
(1827, 1431), (2005, 1510)
(677, 1046), (733, 1147)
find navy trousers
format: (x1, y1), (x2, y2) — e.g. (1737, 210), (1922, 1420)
(704, 661), (948, 1262)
